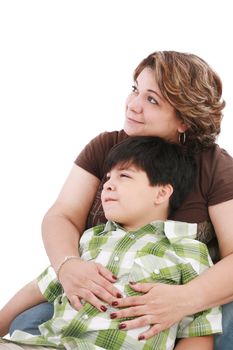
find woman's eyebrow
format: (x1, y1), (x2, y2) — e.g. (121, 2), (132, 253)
(147, 88), (165, 102)
(135, 79), (164, 102)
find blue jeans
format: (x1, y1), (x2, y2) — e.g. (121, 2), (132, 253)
(9, 301), (233, 349)
(214, 301), (233, 350)
(9, 302), (54, 336)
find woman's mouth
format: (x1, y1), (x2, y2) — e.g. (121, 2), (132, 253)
(126, 117), (144, 124)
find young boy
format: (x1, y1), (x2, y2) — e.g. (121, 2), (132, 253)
(0, 136), (221, 350)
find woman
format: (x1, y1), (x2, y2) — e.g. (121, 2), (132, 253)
(9, 51), (233, 349)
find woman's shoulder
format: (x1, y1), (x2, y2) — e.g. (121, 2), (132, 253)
(196, 144), (233, 174)
(80, 129), (128, 160)
(93, 129), (128, 146)
(79, 129), (127, 153)
(198, 143), (233, 160)
(75, 130), (128, 179)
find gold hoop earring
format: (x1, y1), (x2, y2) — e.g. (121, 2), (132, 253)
(179, 132), (186, 145)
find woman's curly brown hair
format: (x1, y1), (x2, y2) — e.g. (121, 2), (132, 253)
(134, 51), (225, 150)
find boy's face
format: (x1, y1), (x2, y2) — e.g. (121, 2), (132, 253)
(101, 164), (163, 231)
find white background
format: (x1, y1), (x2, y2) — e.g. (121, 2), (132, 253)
(0, 0), (232, 308)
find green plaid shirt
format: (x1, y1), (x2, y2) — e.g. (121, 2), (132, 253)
(10, 220), (222, 350)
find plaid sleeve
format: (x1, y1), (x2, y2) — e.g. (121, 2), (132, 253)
(37, 265), (63, 302)
(175, 240), (222, 337)
(177, 306), (222, 338)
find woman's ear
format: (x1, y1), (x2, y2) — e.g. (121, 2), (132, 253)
(178, 120), (188, 133)
(154, 184), (173, 205)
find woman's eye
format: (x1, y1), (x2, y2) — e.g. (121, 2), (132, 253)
(148, 96), (158, 105)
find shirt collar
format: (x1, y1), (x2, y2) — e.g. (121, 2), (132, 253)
(101, 220), (197, 243)
(101, 220), (119, 234)
(164, 220), (197, 243)
(101, 220), (165, 235)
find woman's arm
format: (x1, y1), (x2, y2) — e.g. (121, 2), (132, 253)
(107, 199), (233, 339)
(42, 165), (98, 269)
(193, 198), (233, 308)
(174, 336), (213, 350)
(0, 280), (45, 337)
(42, 164), (121, 311)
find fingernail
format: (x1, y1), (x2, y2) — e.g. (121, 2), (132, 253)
(112, 301), (118, 307)
(138, 335), (145, 341)
(110, 312), (117, 319)
(117, 293), (122, 298)
(100, 305), (107, 312)
(119, 323), (126, 330)
(129, 281), (137, 285)
(112, 275), (117, 280)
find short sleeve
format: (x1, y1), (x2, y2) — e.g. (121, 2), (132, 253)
(37, 266), (63, 302)
(177, 306), (222, 337)
(75, 130), (128, 180)
(199, 145), (233, 206)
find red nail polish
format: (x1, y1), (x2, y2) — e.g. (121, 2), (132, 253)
(117, 293), (122, 298)
(119, 323), (126, 330)
(112, 301), (118, 307)
(112, 275), (117, 280)
(100, 305), (107, 312)
(138, 335), (145, 341)
(129, 281), (136, 285)
(110, 312), (117, 319)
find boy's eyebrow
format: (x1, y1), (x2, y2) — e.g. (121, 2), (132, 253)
(116, 166), (138, 172)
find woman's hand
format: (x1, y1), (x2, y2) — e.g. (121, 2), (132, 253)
(58, 259), (122, 312)
(110, 282), (192, 340)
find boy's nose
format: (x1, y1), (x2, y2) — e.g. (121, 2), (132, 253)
(103, 180), (115, 191)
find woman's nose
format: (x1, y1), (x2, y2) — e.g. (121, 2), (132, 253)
(127, 95), (143, 113)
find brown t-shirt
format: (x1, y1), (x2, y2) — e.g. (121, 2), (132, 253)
(75, 130), (233, 262)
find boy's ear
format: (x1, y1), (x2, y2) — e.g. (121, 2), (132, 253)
(154, 184), (173, 204)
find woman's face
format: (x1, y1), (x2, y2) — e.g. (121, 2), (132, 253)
(124, 67), (186, 142)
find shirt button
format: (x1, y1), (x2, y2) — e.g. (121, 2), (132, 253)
(82, 314), (88, 320)
(114, 256), (119, 262)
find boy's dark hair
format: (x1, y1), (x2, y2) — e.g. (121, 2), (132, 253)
(104, 136), (196, 214)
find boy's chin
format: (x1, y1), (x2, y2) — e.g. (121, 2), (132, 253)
(105, 214), (114, 221)
(105, 215), (120, 225)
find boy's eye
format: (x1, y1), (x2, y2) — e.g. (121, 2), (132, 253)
(120, 173), (130, 178)
(148, 96), (158, 105)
